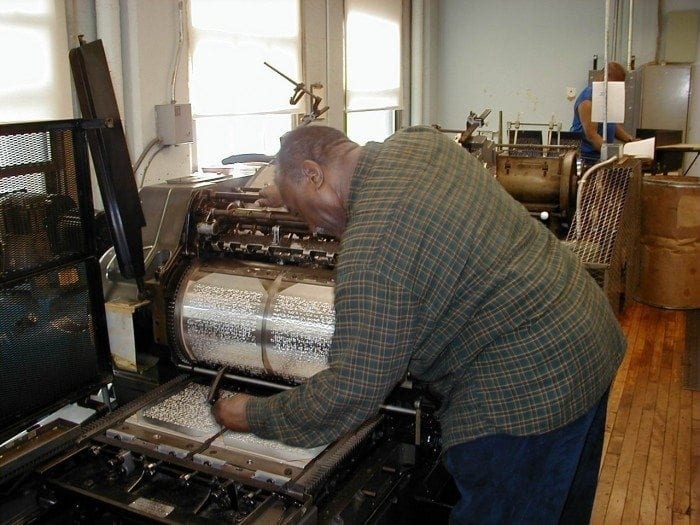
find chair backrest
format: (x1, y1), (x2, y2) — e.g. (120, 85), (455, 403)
(564, 157), (642, 314)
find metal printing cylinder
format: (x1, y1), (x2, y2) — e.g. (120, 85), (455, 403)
(172, 262), (335, 381)
(495, 149), (577, 216)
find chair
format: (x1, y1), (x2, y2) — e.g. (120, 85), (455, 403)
(564, 156), (641, 315)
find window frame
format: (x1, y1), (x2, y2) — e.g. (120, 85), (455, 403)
(185, 0), (411, 167)
(187, 0), (304, 168)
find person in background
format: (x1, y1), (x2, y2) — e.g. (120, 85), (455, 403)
(571, 61), (636, 168)
(214, 124), (626, 524)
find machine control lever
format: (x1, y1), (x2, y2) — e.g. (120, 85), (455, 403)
(207, 366), (228, 405)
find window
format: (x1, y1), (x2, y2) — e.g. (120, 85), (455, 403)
(0, 0), (73, 123)
(188, 0), (408, 159)
(346, 110), (397, 146)
(188, 0), (301, 168)
(344, 0), (403, 144)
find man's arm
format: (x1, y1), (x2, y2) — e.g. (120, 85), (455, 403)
(577, 99), (604, 152)
(214, 268), (419, 448)
(615, 124), (635, 143)
(578, 99), (636, 150)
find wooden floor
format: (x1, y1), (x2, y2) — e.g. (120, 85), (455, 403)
(590, 300), (699, 524)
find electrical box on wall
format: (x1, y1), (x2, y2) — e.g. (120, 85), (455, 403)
(623, 64), (690, 137)
(156, 103), (193, 145)
(664, 10), (699, 63)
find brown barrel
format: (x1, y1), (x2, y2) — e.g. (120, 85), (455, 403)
(635, 176), (700, 309)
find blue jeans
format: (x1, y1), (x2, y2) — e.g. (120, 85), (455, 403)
(444, 390), (609, 525)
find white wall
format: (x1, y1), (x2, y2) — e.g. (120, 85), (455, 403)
(62, 0), (192, 204)
(120, 0), (191, 186)
(434, 0), (700, 175)
(436, 0), (608, 135)
(666, 0), (700, 176)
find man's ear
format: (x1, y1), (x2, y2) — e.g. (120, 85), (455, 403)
(301, 160), (324, 189)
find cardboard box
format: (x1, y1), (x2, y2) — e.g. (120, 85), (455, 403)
(635, 176), (700, 309)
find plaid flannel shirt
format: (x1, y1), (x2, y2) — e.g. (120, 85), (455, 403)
(247, 126), (625, 449)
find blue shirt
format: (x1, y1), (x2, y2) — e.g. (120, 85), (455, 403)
(571, 85), (616, 162)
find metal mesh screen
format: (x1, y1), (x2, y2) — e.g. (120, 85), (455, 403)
(546, 136), (582, 163)
(506, 130), (543, 158)
(0, 121), (110, 441)
(0, 123), (89, 281)
(564, 158), (641, 314)
(0, 261), (104, 432)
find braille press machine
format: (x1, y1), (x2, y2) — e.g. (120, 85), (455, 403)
(0, 39), (454, 524)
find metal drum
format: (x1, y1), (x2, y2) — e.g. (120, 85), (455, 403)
(635, 176), (700, 309)
(171, 260), (335, 381)
(495, 149), (577, 221)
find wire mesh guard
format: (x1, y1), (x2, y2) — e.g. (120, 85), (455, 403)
(0, 121), (108, 442)
(0, 122), (90, 281)
(564, 159), (641, 313)
(0, 262), (102, 432)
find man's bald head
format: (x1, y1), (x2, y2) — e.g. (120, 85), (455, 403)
(273, 125), (361, 238)
(276, 125), (355, 186)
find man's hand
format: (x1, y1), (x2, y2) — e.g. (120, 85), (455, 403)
(212, 393), (252, 432)
(255, 184), (284, 208)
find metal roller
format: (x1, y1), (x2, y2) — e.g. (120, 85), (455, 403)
(171, 261), (334, 382)
(495, 149), (578, 217)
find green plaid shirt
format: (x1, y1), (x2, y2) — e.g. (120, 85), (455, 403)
(247, 126), (626, 449)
